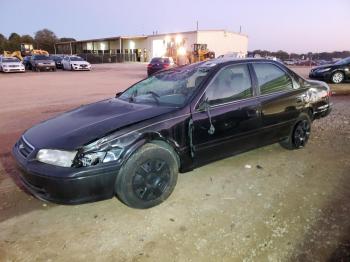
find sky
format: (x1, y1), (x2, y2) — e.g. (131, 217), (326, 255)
(0, 0), (349, 53)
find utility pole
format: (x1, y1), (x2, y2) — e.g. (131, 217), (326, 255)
(196, 21), (199, 31)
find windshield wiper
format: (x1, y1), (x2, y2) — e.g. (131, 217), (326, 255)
(146, 91), (160, 104)
(129, 90), (138, 102)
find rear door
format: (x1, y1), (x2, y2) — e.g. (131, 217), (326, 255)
(191, 63), (261, 165)
(251, 62), (306, 143)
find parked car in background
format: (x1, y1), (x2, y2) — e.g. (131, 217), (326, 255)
(283, 59), (296, 66)
(50, 55), (64, 69)
(30, 55), (56, 72)
(13, 59), (331, 209)
(23, 56), (32, 70)
(62, 56), (91, 71)
(309, 57), (350, 84)
(296, 60), (318, 66)
(0, 56), (25, 73)
(147, 57), (175, 76)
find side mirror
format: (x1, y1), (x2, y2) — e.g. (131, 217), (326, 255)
(115, 92), (122, 98)
(198, 97), (210, 112)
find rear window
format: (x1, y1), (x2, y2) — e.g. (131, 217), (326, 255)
(151, 58), (170, 64)
(33, 55), (50, 60)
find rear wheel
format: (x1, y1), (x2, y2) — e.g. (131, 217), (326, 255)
(115, 143), (178, 209)
(331, 71), (344, 84)
(280, 113), (311, 150)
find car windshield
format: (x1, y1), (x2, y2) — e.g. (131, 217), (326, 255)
(34, 55), (50, 60)
(70, 57), (84, 61)
(119, 63), (214, 107)
(334, 57), (350, 65)
(3, 58), (20, 62)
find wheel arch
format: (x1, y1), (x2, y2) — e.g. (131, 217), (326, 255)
(120, 132), (183, 173)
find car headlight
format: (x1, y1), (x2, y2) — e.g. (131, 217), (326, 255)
(3, 64), (8, 68)
(317, 68), (331, 73)
(36, 149), (77, 167)
(75, 132), (141, 167)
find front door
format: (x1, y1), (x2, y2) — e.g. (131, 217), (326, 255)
(191, 63), (261, 165)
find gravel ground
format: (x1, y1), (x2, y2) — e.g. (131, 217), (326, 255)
(0, 64), (349, 261)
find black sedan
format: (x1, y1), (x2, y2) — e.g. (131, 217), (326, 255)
(147, 57), (175, 76)
(13, 59), (331, 209)
(50, 55), (64, 69)
(309, 57), (350, 84)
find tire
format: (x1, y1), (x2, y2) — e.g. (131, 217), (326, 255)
(115, 143), (179, 209)
(280, 113), (311, 150)
(331, 71), (344, 84)
(71, 65), (74, 71)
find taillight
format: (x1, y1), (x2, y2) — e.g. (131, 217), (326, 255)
(147, 64), (152, 68)
(163, 63), (170, 68)
(328, 90), (332, 97)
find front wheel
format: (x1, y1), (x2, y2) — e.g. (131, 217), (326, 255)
(331, 71), (344, 84)
(115, 143), (179, 209)
(280, 113), (311, 150)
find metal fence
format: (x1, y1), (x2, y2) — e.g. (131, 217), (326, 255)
(77, 53), (138, 64)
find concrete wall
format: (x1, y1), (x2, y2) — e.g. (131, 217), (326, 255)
(146, 32), (197, 59)
(197, 31), (248, 57)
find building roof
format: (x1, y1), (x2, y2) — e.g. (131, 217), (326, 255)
(56, 29), (248, 45)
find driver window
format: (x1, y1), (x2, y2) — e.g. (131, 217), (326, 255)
(205, 64), (253, 105)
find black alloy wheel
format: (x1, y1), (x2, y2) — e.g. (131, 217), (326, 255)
(115, 143), (178, 209)
(280, 113), (312, 150)
(292, 120), (310, 148)
(132, 159), (171, 201)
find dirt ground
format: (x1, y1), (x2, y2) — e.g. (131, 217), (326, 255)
(0, 64), (349, 262)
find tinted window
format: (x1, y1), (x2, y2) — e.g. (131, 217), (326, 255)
(253, 63), (293, 94)
(334, 57), (350, 65)
(33, 55), (50, 60)
(70, 56), (84, 61)
(205, 64), (253, 105)
(3, 58), (20, 62)
(151, 57), (169, 64)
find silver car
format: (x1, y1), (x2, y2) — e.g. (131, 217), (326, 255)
(0, 56), (25, 73)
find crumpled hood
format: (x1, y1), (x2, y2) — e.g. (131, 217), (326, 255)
(24, 98), (175, 150)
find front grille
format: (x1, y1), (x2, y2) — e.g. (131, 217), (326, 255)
(81, 65), (87, 68)
(18, 136), (34, 158)
(9, 65), (18, 68)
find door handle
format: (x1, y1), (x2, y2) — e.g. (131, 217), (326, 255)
(246, 108), (259, 118)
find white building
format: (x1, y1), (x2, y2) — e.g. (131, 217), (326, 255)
(56, 30), (248, 63)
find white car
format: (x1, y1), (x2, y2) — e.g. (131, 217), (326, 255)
(0, 56), (25, 73)
(62, 56), (91, 71)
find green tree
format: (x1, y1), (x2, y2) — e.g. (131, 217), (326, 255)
(34, 29), (58, 53)
(21, 34), (34, 44)
(59, 37), (76, 42)
(0, 33), (6, 53)
(5, 32), (21, 51)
